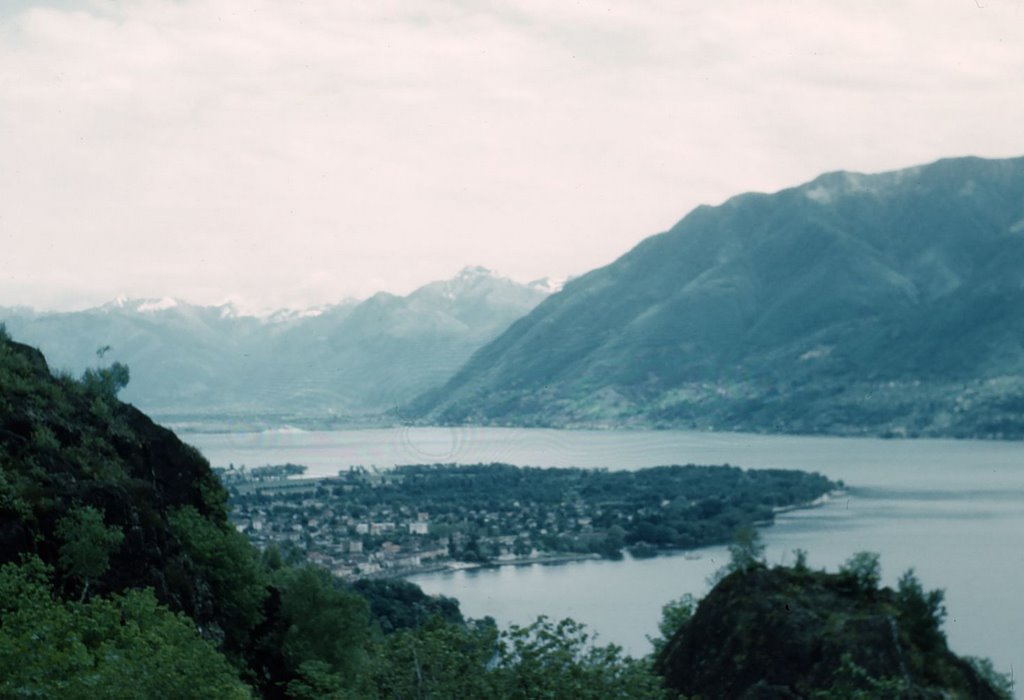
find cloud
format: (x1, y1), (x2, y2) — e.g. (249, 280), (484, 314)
(2, 0), (1024, 311)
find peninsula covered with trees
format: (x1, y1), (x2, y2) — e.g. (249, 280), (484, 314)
(223, 462), (838, 578)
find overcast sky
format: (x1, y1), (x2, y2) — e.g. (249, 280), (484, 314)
(2, 0), (1023, 313)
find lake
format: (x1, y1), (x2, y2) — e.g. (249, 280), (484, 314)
(188, 426), (1024, 686)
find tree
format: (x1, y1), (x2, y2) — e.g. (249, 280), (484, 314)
(792, 548), (809, 572)
(169, 505), (268, 649)
(895, 569), (946, 651)
(365, 617), (499, 699)
(493, 616), (669, 699)
(811, 653), (908, 699)
(273, 565), (370, 691)
(81, 361), (130, 398)
(647, 593), (697, 655)
(598, 525), (626, 558)
(840, 551), (881, 592)
(262, 544), (285, 572)
(727, 526), (765, 572)
(964, 656), (1015, 699)
(55, 505), (124, 601)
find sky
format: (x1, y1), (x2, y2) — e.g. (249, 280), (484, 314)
(2, 0), (1024, 313)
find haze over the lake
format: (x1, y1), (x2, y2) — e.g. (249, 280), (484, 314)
(3, 0), (1024, 312)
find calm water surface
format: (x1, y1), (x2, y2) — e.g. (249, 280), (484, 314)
(189, 427), (1024, 685)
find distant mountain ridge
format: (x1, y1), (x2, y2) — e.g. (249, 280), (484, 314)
(413, 156), (1024, 439)
(1, 267), (549, 427)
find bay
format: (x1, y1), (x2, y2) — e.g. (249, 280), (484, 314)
(188, 426), (1024, 687)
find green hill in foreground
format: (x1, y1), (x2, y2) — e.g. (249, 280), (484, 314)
(0, 329), (1010, 698)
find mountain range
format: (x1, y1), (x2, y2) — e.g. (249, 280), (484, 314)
(413, 156), (1024, 439)
(1, 266), (552, 428)
(6, 156), (1023, 439)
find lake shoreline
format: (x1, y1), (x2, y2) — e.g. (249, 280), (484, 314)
(383, 490), (847, 582)
(369, 552), (604, 581)
(169, 418), (1024, 443)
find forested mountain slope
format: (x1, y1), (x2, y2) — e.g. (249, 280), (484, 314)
(415, 156), (1024, 439)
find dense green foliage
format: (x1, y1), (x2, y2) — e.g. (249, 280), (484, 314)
(656, 550), (1011, 699)
(0, 337), (234, 617)
(352, 578), (463, 633)
(364, 616), (669, 700)
(646, 594), (696, 657)
(0, 555), (251, 699)
(272, 565), (370, 690)
(55, 505), (125, 601)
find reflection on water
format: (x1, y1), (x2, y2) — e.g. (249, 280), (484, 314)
(188, 427), (1024, 688)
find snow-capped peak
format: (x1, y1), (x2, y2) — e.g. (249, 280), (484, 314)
(454, 265), (495, 280)
(263, 306), (329, 323)
(102, 295), (180, 313)
(527, 276), (568, 294)
(136, 297), (179, 313)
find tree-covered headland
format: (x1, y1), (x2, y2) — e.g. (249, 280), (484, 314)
(654, 537), (1015, 698)
(227, 461), (837, 575)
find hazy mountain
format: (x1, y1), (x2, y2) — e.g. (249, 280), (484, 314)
(0, 297), (270, 414)
(0, 267), (548, 427)
(414, 156), (1024, 439)
(245, 266), (550, 420)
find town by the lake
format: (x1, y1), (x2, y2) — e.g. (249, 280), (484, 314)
(219, 461), (836, 580)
